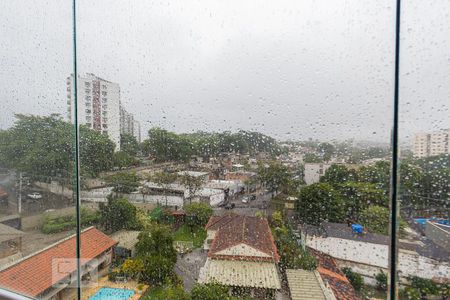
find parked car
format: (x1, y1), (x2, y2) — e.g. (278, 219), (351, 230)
(27, 192), (42, 200)
(242, 196), (249, 203)
(249, 195), (257, 201)
(224, 203), (235, 209)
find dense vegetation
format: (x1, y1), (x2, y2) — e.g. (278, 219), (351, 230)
(0, 114), (115, 178)
(296, 157), (449, 233)
(270, 211), (318, 271)
(141, 127), (284, 162)
(41, 208), (99, 234)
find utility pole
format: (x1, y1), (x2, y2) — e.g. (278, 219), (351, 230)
(18, 172), (22, 214)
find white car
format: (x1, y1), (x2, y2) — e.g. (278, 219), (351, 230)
(27, 192), (42, 200)
(242, 196), (249, 204)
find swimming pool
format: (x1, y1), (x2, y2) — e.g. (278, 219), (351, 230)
(89, 287), (135, 300)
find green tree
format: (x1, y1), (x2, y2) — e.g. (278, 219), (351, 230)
(257, 161), (292, 195)
(79, 125), (115, 176)
(375, 271), (387, 291)
(0, 114), (117, 178)
(342, 267), (363, 291)
(359, 205), (389, 235)
(408, 276), (447, 299)
(99, 197), (140, 232)
(357, 161), (390, 194)
(135, 225), (178, 285)
(179, 174), (205, 205)
(359, 205), (406, 235)
(142, 283), (190, 300)
(105, 172), (140, 193)
(336, 182), (388, 220)
(113, 151), (137, 169)
(320, 164), (357, 184)
(318, 142), (335, 162)
(142, 128), (193, 162)
(184, 202), (213, 227)
(399, 162), (423, 207)
(190, 283), (231, 300)
(297, 183), (344, 226)
(120, 133), (139, 156)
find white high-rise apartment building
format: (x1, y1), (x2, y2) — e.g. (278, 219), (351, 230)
(412, 129), (450, 158)
(67, 73), (121, 150)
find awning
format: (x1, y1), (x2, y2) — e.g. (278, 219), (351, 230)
(198, 259), (281, 289)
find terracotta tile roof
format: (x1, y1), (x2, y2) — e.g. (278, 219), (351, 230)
(310, 249), (359, 300)
(208, 215), (279, 262)
(0, 227), (117, 297)
(205, 215), (235, 230)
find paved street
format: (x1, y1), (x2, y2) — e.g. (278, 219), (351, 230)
(175, 248), (207, 291)
(214, 190), (273, 216)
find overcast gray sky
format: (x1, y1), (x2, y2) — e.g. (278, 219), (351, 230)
(1, 0), (449, 144)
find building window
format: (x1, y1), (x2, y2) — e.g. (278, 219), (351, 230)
(101, 91), (107, 96)
(85, 109), (91, 114)
(84, 82), (90, 87)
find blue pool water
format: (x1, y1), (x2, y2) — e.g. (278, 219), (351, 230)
(89, 287), (135, 300)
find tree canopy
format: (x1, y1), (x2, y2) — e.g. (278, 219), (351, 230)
(0, 114), (115, 178)
(105, 172), (140, 193)
(135, 225), (178, 285)
(99, 196), (141, 232)
(120, 133), (139, 156)
(297, 183), (344, 226)
(184, 202), (213, 227)
(141, 127), (283, 162)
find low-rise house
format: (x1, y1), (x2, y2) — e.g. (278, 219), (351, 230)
(0, 227), (117, 300)
(311, 249), (359, 300)
(303, 222), (450, 285)
(199, 215), (281, 298)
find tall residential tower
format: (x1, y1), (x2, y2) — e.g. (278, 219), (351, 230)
(67, 73), (141, 150)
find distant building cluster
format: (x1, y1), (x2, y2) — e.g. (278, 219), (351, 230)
(120, 106), (141, 143)
(413, 129), (450, 158)
(66, 73), (141, 150)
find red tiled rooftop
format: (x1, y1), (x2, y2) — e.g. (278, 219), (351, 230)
(0, 227), (117, 297)
(208, 215), (279, 262)
(310, 249), (359, 300)
(205, 215), (235, 230)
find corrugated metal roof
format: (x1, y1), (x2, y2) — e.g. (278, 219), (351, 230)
(286, 269), (327, 300)
(199, 258), (281, 289)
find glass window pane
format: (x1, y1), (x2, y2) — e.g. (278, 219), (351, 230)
(0, 1), (77, 299)
(398, 1), (450, 299)
(74, 1), (402, 299)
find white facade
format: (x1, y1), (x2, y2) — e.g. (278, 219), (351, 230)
(306, 236), (450, 284)
(413, 129), (450, 158)
(304, 163), (332, 185)
(67, 73), (121, 150)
